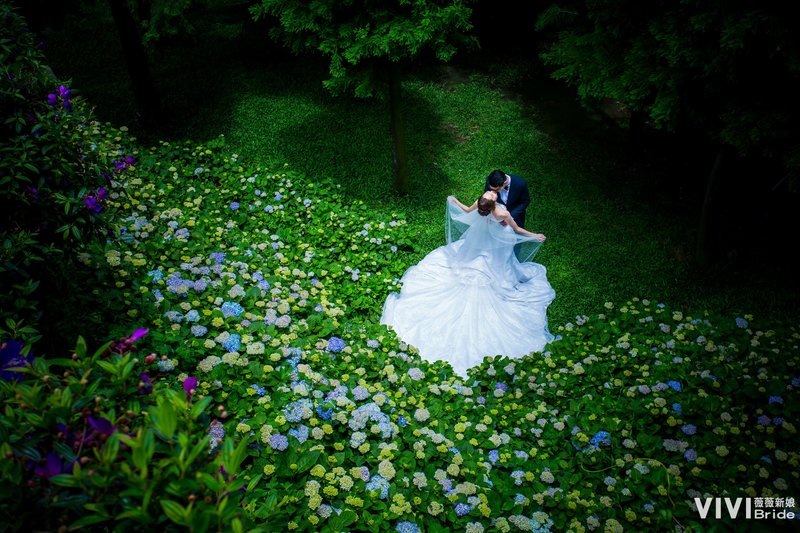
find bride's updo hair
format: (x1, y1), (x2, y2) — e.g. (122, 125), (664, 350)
(477, 196), (495, 216)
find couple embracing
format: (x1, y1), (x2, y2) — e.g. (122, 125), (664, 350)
(380, 169), (556, 378)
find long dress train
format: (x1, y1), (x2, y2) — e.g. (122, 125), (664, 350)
(380, 201), (555, 377)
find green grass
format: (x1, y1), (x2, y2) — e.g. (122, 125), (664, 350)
(39, 2), (798, 328)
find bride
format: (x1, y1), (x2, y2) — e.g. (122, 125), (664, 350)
(380, 190), (556, 378)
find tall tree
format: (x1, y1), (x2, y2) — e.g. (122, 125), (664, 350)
(535, 0), (800, 265)
(250, 0), (477, 194)
(107, 0), (162, 127)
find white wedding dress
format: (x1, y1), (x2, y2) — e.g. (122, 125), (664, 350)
(380, 200), (556, 377)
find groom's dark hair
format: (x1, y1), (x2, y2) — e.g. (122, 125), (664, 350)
(487, 169), (506, 188)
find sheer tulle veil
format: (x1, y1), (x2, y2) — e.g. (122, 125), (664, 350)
(445, 198), (543, 263)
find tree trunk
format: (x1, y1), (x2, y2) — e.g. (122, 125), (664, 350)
(388, 62), (409, 194)
(695, 145), (725, 267)
(107, 0), (160, 128)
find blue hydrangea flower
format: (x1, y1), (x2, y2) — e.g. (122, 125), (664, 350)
(147, 269), (164, 282)
(672, 403), (682, 415)
(589, 430), (611, 447)
(221, 334), (241, 353)
(230, 202), (240, 210)
(735, 317), (749, 328)
(352, 385), (369, 401)
(395, 522), (418, 533)
(681, 424), (697, 435)
(488, 450), (499, 464)
(326, 337), (346, 353)
(221, 302), (244, 318)
(288, 425), (309, 444)
(250, 384), (266, 396)
(185, 310), (200, 322)
(684, 449), (697, 461)
(316, 404), (333, 420)
(365, 475), (390, 499)
(397, 415), (408, 427)
(454, 503), (473, 517)
(769, 395), (783, 404)
(209, 252), (225, 264)
(667, 381), (682, 392)
(191, 325), (208, 337)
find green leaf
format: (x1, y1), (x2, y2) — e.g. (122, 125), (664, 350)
(161, 499), (189, 525)
(95, 360), (118, 376)
(246, 474), (263, 492)
(49, 474), (80, 487)
(190, 396), (213, 420)
(150, 396), (178, 441)
(69, 515), (110, 527)
(296, 450), (322, 473)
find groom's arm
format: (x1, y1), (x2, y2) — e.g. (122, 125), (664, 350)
(509, 180), (531, 222)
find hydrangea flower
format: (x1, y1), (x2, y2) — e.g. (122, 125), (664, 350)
(269, 434), (289, 451)
(365, 475), (390, 499)
(221, 302), (244, 318)
(326, 337), (346, 353)
(209, 420), (225, 453)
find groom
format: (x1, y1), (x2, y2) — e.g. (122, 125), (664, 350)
(484, 169), (531, 228)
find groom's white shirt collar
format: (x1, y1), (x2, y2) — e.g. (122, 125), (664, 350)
(500, 174), (511, 203)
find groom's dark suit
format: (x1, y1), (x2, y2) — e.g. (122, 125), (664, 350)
(484, 173), (531, 228)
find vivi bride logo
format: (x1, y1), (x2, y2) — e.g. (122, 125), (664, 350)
(693, 497), (797, 520)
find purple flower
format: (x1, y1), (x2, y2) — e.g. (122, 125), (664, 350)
(88, 416), (116, 436)
(735, 317), (749, 329)
(183, 376), (198, 401)
(34, 452), (65, 479)
(128, 328), (148, 343)
(681, 424), (697, 436)
(768, 395), (783, 404)
(0, 340), (34, 382)
(138, 372), (152, 395)
(684, 449), (697, 461)
(230, 202), (240, 210)
(269, 434), (289, 451)
(84, 195), (102, 213)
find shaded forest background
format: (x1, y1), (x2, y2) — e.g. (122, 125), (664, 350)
(12, 0), (800, 326)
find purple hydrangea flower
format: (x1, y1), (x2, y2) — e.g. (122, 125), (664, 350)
(269, 434), (289, 451)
